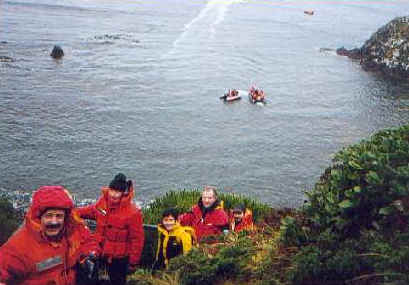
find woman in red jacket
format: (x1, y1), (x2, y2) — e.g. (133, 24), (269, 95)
(76, 173), (144, 285)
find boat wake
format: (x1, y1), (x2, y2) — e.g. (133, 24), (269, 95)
(165, 0), (241, 57)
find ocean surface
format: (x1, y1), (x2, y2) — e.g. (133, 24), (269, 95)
(1, 0), (409, 207)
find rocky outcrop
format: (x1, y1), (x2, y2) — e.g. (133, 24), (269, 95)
(338, 16), (409, 81)
(50, 45), (64, 59)
(336, 47), (361, 60)
(0, 56), (15, 62)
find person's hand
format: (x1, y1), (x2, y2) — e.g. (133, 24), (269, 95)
(127, 263), (138, 274)
(87, 251), (97, 261)
(82, 252), (99, 282)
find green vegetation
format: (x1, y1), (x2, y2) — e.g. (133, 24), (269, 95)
(283, 124), (409, 284)
(142, 189), (272, 224)
(3, 124), (409, 284)
(139, 189), (274, 270)
(0, 197), (21, 245)
(133, 189), (296, 284)
(132, 124), (409, 284)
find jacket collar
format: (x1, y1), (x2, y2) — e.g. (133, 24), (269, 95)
(157, 222), (183, 235)
(98, 185), (134, 211)
(197, 198), (223, 216)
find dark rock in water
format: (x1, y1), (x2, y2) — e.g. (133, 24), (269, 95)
(0, 56), (15, 62)
(319, 47), (334, 52)
(336, 47), (349, 56)
(336, 47), (361, 60)
(50, 45), (64, 59)
(339, 16), (409, 82)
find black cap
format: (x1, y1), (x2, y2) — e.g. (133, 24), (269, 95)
(109, 173), (128, 192)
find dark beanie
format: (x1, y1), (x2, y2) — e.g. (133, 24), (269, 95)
(109, 173), (128, 192)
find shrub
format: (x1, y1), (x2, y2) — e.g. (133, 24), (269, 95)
(303, 125), (409, 238)
(284, 125), (409, 284)
(168, 235), (255, 285)
(279, 216), (308, 247)
(0, 197), (21, 245)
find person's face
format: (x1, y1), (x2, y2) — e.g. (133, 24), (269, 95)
(162, 215), (176, 231)
(202, 190), (216, 208)
(40, 209), (66, 237)
(233, 211), (244, 222)
(108, 188), (123, 204)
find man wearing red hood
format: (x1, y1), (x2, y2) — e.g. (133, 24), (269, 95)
(76, 173), (144, 285)
(0, 186), (99, 285)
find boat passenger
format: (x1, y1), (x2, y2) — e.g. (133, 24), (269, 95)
(260, 91), (265, 100)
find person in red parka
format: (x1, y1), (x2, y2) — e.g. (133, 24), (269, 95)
(179, 185), (228, 242)
(75, 173), (144, 285)
(0, 186), (100, 285)
(229, 204), (255, 233)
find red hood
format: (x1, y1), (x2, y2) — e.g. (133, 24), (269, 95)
(30, 186), (74, 220)
(25, 186), (76, 239)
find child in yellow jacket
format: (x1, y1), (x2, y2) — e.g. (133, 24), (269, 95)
(153, 208), (195, 270)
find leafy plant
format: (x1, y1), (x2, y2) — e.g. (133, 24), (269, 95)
(0, 197), (22, 245)
(304, 125), (409, 238)
(168, 235), (256, 285)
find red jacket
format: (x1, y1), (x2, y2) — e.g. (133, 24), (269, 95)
(75, 185), (144, 265)
(229, 209), (255, 232)
(0, 186), (99, 285)
(179, 199), (228, 241)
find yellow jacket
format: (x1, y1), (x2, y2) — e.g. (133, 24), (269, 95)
(155, 222), (195, 269)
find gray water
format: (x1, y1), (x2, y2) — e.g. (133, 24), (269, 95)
(1, 0), (409, 207)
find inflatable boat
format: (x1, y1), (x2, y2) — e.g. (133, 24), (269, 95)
(220, 89), (241, 102)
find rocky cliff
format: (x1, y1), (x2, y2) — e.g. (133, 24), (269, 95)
(338, 16), (409, 81)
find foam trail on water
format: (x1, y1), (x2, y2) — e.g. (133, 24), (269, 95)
(209, 0), (237, 37)
(164, 0), (239, 58)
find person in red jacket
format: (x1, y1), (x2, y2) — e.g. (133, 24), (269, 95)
(229, 204), (255, 233)
(0, 186), (99, 285)
(179, 185), (228, 242)
(76, 173), (144, 285)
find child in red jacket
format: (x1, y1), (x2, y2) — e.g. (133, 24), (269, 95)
(229, 204), (255, 233)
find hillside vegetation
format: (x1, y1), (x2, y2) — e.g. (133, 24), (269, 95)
(0, 197), (21, 245)
(131, 124), (409, 284)
(2, 125), (409, 284)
